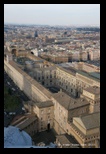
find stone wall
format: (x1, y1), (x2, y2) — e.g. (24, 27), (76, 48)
(4, 60), (51, 103)
(53, 119), (66, 135)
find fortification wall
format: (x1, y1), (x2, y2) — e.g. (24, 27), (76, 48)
(4, 60), (51, 102)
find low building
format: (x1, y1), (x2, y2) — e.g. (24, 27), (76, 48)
(11, 113), (38, 137)
(81, 86), (100, 113)
(33, 100), (54, 132)
(89, 50), (100, 61)
(70, 112), (100, 148)
(52, 91), (89, 135)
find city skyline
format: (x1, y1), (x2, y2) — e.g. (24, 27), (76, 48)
(4, 4), (100, 26)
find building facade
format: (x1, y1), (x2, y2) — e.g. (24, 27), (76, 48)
(4, 52), (100, 148)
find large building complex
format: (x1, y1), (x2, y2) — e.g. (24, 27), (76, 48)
(4, 50), (100, 148)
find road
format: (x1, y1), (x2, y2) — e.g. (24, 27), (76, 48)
(4, 70), (30, 127)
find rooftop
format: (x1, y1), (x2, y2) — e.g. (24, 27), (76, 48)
(57, 65), (76, 76)
(35, 100), (54, 108)
(83, 86), (100, 95)
(73, 112), (100, 130)
(77, 70), (100, 82)
(89, 72), (100, 79)
(11, 115), (37, 130)
(56, 134), (80, 147)
(35, 65), (56, 71)
(53, 92), (89, 110)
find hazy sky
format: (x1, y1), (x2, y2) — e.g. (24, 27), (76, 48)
(4, 4), (100, 26)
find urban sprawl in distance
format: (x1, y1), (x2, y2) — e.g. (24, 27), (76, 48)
(4, 24), (100, 148)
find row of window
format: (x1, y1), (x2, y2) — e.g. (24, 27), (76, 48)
(38, 77), (52, 80)
(57, 75), (88, 88)
(37, 73), (56, 79)
(86, 135), (99, 141)
(41, 115), (50, 120)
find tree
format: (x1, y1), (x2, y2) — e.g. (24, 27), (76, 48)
(8, 88), (12, 95)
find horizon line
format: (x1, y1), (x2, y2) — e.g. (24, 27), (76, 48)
(4, 23), (100, 27)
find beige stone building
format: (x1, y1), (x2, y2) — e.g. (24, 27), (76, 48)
(72, 62), (100, 73)
(51, 91), (89, 135)
(67, 112), (100, 148)
(33, 65), (56, 87)
(33, 101), (54, 132)
(22, 100), (54, 132)
(40, 54), (69, 64)
(89, 50), (100, 61)
(56, 66), (100, 97)
(71, 51), (80, 61)
(4, 52), (100, 148)
(80, 86), (100, 113)
(11, 113), (38, 137)
(80, 51), (88, 61)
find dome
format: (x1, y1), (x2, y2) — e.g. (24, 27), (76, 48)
(4, 126), (32, 147)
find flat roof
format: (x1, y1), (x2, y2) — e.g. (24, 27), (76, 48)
(77, 70), (100, 82)
(89, 72), (100, 79)
(57, 66), (76, 76)
(35, 66), (56, 71)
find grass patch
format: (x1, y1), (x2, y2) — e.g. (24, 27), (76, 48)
(4, 85), (21, 112)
